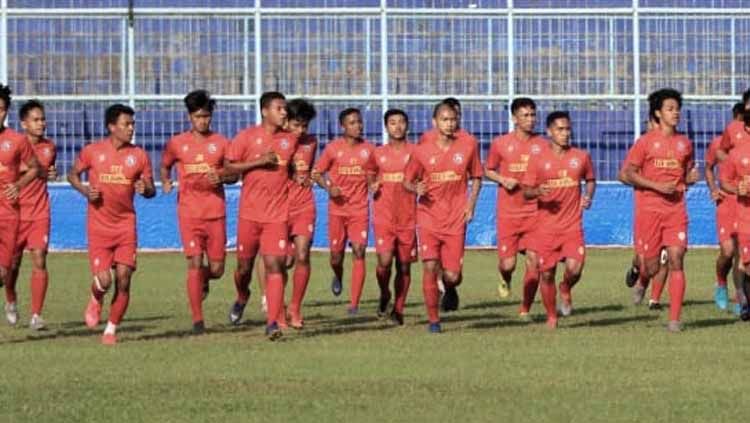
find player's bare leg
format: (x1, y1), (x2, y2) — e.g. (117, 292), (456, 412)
(558, 258), (583, 317)
(498, 255), (516, 301)
(391, 257), (411, 326)
(229, 256), (255, 325)
(100, 263), (133, 345)
(329, 250), (345, 298)
(255, 259), (268, 312)
(714, 237), (734, 311)
(375, 250), (395, 318)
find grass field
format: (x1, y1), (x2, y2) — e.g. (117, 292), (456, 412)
(0, 248), (744, 422)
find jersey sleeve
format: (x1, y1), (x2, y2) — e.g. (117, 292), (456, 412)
(720, 125), (733, 151)
(484, 139), (500, 171)
(313, 143), (333, 174)
(583, 152), (595, 181)
(365, 144), (377, 174)
(140, 149), (154, 180)
(724, 152), (738, 183)
(161, 137), (178, 167)
(226, 132), (247, 162)
(625, 139), (646, 168)
(468, 141), (483, 178)
(74, 144), (93, 172)
(521, 157), (539, 187)
(404, 154), (424, 182)
(18, 139), (35, 164)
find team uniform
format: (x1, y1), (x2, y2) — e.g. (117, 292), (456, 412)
(0, 128), (34, 270)
(371, 142), (418, 315)
(227, 125), (298, 325)
(720, 120), (750, 152)
(706, 136), (738, 244)
(8, 137), (55, 317)
(723, 143), (750, 266)
(625, 128), (693, 323)
(161, 131), (230, 324)
(418, 128), (473, 145)
(313, 138), (375, 310)
(405, 134), (483, 324)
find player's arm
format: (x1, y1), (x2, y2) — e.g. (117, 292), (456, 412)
(159, 162), (174, 194)
(311, 170), (342, 198)
(464, 176), (481, 222)
(68, 154), (99, 203)
(484, 168), (518, 191)
(623, 163), (676, 195)
(5, 156), (40, 201)
(223, 152), (278, 175)
(135, 175), (156, 199)
(581, 179), (596, 209)
(402, 158), (426, 196)
(522, 182), (551, 200)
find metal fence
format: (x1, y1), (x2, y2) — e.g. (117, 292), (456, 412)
(1, 0), (749, 179)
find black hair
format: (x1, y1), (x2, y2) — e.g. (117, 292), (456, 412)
(19, 100), (45, 121)
(184, 89), (216, 114)
(511, 97), (536, 115)
(546, 110), (571, 128)
(743, 88), (750, 106)
(744, 109), (750, 128)
(286, 98), (317, 123)
(734, 102), (746, 118)
(648, 88), (682, 123)
(432, 102), (457, 119)
(441, 97), (461, 112)
(0, 84), (11, 109)
(105, 103), (135, 127)
(338, 107), (361, 125)
(259, 91), (286, 110)
(383, 108), (408, 125)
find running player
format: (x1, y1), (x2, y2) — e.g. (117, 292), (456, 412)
(521, 111), (595, 327)
(404, 102), (482, 333)
(312, 108), (375, 315)
(68, 104), (156, 345)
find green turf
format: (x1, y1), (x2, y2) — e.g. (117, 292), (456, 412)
(0, 249), (743, 422)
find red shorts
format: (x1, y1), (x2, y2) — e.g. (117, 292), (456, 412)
(14, 218), (50, 256)
(497, 214), (537, 259)
(0, 218), (19, 269)
(634, 208), (688, 259)
(417, 227), (465, 274)
(289, 209), (316, 239)
(374, 224), (417, 263)
(88, 229), (137, 274)
(328, 214), (369, 253)
(179, 216), (226, 262)
(237, 218), (289, 258)
(716, 206), (738, 244)
(532, 230), (586, 272)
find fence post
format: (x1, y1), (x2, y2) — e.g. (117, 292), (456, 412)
(0, 0), (8, 86)
(380, 0), (388, 144)
(632, 0), (641, 137)
(507, 0), (514, 130)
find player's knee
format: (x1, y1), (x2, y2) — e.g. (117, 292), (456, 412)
(330, 252), (344, 267)
(352, 245), (366, 259)
(443, 270), (460, 285)
(95, 271), (113, 289)
(236, 260), (253, 277)
(209, 262), (225, 279)
(30, 251), (47, 270)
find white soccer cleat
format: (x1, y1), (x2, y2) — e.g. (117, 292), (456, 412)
(5, 302), (18, 326)
(29, 314), (46, 331)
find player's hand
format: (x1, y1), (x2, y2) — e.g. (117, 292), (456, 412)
(369, 181), (381, 194)
(537, 184), (552, 197)
(463, 205), (475, 222)
(259, 151), (279, 167)
(295, 173), (311, 187)
(87, 186), (101, 203)
(328, 186), (343, 198)
(710, 189), (726, 202)
(135, 178), (146, 195)
(415, 181), (427, 196)
(581, 194), (592, 210)
(162, 178), (173, 194)
(686, 167), (700, 184)
(207, 169), (221, 186)
(47, 165), (57, 181)
(3, 183), (19, 201)
(502, 177), (518, 191)
(739, 181), (748, 197)
(654, 181), (677, 195)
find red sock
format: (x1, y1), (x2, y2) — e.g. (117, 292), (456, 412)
(422, 269), (440, 323)
(668, 270), (686, 322)
(520, 267), (539, 313)
(350, 258), (366, 309)
(108, 291), (130, 325)
(539, 281), (557, 321)
(265, 273), (284, 325)
(30, 269), (48, 315)
(376, 265), (391, 297)
(91, 280), (106, 303)
(289, 263), (310, 319)
(233, 270), (250, 304)
(716, 272), (728, 287)
(187, 268), (203, 323)
(394, 271), (411, 314)
(650, 280), (665, 302)
(5, 271), (17, 304)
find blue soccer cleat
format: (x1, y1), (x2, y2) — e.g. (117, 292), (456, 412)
(428, 322), (442, 333)
(714, 285), (729, 311)
(266, 322), (283, 341)
(228, 301), (246, 326)
(331, 276), (343, 297)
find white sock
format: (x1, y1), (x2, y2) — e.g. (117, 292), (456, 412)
(104, 321), (117, 335)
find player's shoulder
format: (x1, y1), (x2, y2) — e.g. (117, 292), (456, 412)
(235, 124), (261, 140)
(726, 119), (744, 134)
(299, 133), (317, 146)
(208, 132), (231, 146)
(570, 146), (591, 160)
(708, 135), (723, 150)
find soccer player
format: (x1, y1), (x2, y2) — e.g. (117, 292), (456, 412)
(484, 97), (548, 318)
(369, 109), (417, 325)
(419, 97), (478, 311)
(160, 90), (236, 334)
(312, 108), (375, 315)
(68, 104), (156, 345)
(225, 91), (298, 340)
(704, 103), (746, 312)
(0, 85), (41, 313)
(5, 100), (55, 330)
(719, 89), (750, 153)
(622, 88), (695, 332)
(404, 102), (482, 333)
(521, 111), (595, 328)
(720, 109), (750, 320)
(283, 98), (318, 328)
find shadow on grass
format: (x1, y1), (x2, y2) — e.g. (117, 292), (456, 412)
(294, 322), (399, 339)
(683, 300), (715, 307)
(467, 318), (536, 330)
(129, 320), (265, 342)
(3, 324), (153, 344)
(688, 318), (738, 329)
(570, 304), (625, 316)
(565, 314), (657, 328)
(462, 300), (512, 311)
(57, 314), (172, 329)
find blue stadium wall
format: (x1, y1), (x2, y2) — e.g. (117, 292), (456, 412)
(49, 183), (717, 250)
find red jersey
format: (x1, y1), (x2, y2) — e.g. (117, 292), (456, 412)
(522, 147), (594, 232)
(18, 138), (55, 221)
(723, 143), (750, 233)
(313, 138), (375, 217)
(405, 135), (483, 235)
(371, 142), (417, 229)
(74, 139), (152, 232)
(162, 131), (229, 220)
(419, 128), (474, 145)
(706, 135), (738, 214)
(0, 128), (35, 220)
(625, 129), (693, 213)
(226, 125), (298, 223)
(485, 132), (549, 219)
(288, 135), (318, 216)
(720, 120), (750, 152)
